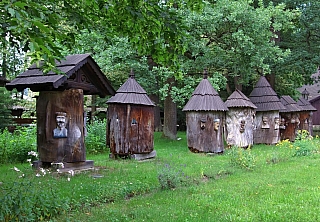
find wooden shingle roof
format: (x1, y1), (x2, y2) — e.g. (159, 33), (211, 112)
(5, 54), (115, 97)
(107, 71), (155, 106)
(297, 97), (317, 112)
(249, 76), (285, 112)
(225, 89), (257, 109)
(279, 95), (302, 113)
(182, 72), (228, 111)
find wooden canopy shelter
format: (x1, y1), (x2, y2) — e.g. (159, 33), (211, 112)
(225, 89), (257, 148)
(6, 54), (115, 168)
(297, 96), (317, 135)
(279, 95), (302, 141)
(249, 76), (285, 145)
(107, 70), (156, 159)
(183, 70), (228, 153)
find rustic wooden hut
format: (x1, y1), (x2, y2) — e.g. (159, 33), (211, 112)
(182, 70), (228, 153)
(279, 95), (302, 141)
(297, 95), (317, 135)
(249, 76), (285, 145)
(225, 89), (257, 148)
(106, 70), (156, 160)
(6, 54), (115, 169)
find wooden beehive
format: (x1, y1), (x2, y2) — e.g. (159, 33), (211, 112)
(107, 71), (155, 158)
(297, 96), (317, 135)
(6, 54), (115, 166)
(182, 70), (228, 153)
(249, 76), (285, 145)
(225, 89), (257, 148)
(279, 95), (302, 141)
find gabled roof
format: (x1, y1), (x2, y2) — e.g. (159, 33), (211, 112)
(279, 95), (302, 113)
(182, 72), (228, 111)
(297, 97), (317, 111)
(225, 89), (257, 109)
(249, 76), (285, 112)
(107, 71), (155, 106)
(6, 54), (115, 97)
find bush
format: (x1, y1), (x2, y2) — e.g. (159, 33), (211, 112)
(157, 162), (188, 190)
(228, 146), (256, 170)
(0, 126), (37, 164)
(85, 118), (107, 154)
(0, 167), (69, 221)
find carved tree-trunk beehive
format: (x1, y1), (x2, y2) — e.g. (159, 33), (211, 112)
(297, 96), (317, 136)
(6, 54), (115, 169)
(249, 76), (286, 145)
(279, 95), (302, 142)
(107, 71), (155, 159)
(183, 70), (228, 153)
(37, 89), (85, 162)
(225, 89), (256, 148)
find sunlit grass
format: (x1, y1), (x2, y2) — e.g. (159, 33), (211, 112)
(1, 132), (320, 221)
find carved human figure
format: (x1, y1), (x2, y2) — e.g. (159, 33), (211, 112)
(274, 117), (280, 130)
(214, 119), (220, 131)
(279, 118), (286, 129)
(239, 120), (245, 133)
(53, 112), (68, 138)
(261, 116), (270, 129)
(200, 118), (206, 130)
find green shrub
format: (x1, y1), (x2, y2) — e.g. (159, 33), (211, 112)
(292, 130), (319, 157)
(157, 162), (188, 190)
(0, 167), (69, 221)
(0, 126), (37, 164)
(292, 140), (317, 157)
(85, 118), (107, 154)
(228, 147), (256, 170)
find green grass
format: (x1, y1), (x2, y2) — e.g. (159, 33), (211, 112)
(1, 132), (320, 221)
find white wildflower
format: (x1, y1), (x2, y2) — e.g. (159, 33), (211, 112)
(36, 173), (41, 177)
(27, 159), (31, 163)
(68, 170), (74, 177)
(19, 174), (25, 178)
(67, 177), (70, 182)
(28, 151), (38, 157)
(13, 167), (20, 172)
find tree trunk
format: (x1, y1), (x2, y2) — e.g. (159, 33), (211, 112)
(162, 77), (177, 140)
(149, 94), (162, 132)
(234, 76), (242, 91)
(91, 94), (97, 122)
(265, 73), (275, 90)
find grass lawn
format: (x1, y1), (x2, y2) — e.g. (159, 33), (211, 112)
(1, 132), (320, 221)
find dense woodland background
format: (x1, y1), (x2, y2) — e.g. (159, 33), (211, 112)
(1, 0), (319, 139)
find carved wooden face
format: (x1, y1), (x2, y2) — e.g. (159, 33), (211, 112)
(240, 120), (245, 133)
(274, 117), (280, 130)
(214, 119), (220, 131)
(56, 115), (66, 129)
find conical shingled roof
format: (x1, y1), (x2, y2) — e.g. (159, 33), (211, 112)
(182, 72), (228, 111)
(279, 95), (302, 113)
(225, 89), (257, 109)
(249, 76), (285, 112)
(297, 97), (317, 112)
(107, 71), (155, 106)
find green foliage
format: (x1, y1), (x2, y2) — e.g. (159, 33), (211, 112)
(292, 130), (319, 157)
(157, 162), (189, 190)
(0, 88), (13, 130)
(0, 167), (69, 221)
(0, 126), (37, 164)
(228, 146), (256, 170)
(85, 119), (107, 154)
